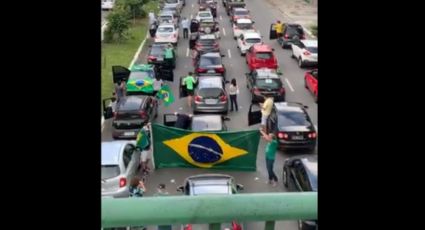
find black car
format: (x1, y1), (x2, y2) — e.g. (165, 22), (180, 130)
(246, 68), (285, 103)
(248, 102), (317, 152)
(163, 113), (230, 131)
(147, 42), (176, 68)
(103, 96), (158, 139)
(283, 156), (317, 230)
(194, 52), (226, 78)
(277, 23), (305, 49)
(194, 33), (220, 52)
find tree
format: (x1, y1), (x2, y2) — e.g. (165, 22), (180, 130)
(105, 8), (131, 43)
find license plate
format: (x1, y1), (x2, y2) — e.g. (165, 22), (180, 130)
(292, 135), (304, 140)
(124, 132), (135, 136)
(207, 70), (215, 73)
(205, 99), (217, 104)
(157, 57), (164, 61)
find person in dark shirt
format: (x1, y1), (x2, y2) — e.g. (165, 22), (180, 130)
(174, 112), (192, 129)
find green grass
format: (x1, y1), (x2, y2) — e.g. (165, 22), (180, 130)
(101, 1), (158, 105)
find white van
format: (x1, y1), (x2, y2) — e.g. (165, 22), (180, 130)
(102, 0), (115, 10)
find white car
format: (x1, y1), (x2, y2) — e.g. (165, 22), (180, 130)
(163, 0), (183, 12)
(232, 18), (256, 40)
(236, 31), (262, 56)
(291, 40), (318, 68)
(101, 0), (115, 10)
(154, 23), (179, 46)
(158, 11), (179, 28)
(195, 10), (214, 22)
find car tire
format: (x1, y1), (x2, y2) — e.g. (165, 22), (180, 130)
(283, 167), (289, 188)
(298, 57), (304, 68)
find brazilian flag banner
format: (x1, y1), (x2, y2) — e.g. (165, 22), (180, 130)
(152, 124), (260, 171)
(156, 84), (175, 107)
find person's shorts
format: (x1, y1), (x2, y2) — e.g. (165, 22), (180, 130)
(277, 32), (283, 37)
(187, 89), (194, 96)
(261, 114), (268, 126)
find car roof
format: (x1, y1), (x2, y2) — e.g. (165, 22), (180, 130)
(159, 11), (174, 16)
(101, 142), (128, 165)
(192, 115), (223, 131)
(116, 96), (147, 111)
(198, 77), (223, 88)
(242, 32), (261, 38)
(234, 7), (248, 12)
(198, 10), (212, 14)
(301, 40), (317, 47)
(274, 102), (305, 113)
(199, 34), (216, 40)
(200, 18), (215, 23)
(158, 23), (175, 27)
(252, 44), (273, 52)
(301, 157), (317, 178)
(255, 68), (279, 78)
(201, 52), (221, 57)
(236, 18), (253, 24)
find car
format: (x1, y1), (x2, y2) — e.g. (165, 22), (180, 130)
(283, 156), (318, 230)
(192, 76), (229, 114)
(232, 18), (256, 40)
(101, 141), (140, 198)
(177, 174), (244, 230)
(195, 10), (214, 21)
(199, 0), (217, 17)
(248, 102), (317, 152)
(304, 69), (318, 102)
(230, 7), (250, 23)
(161, 0), (183, 13)
(158, 11), (179, 28)
(102, 0), (115, 10)
(163, 113), (230, 131)
(161, 5), (181, 20)
(147, 42), (176, 68)
(225, 0), (246, 16)
(277, 23), (306, 49)
(245, 68), (285, 103)
(291, 39), (318, 68)
(198, 19), (220, 38)
(194, 52), (226, 78)
(154, 23), (179, 46)
(245, 44), (278, 71)
(236, 31), (262, 56)
(103, 96), (158, 139)
(194, 34), (220, 53)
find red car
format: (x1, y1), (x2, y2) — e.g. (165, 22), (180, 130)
(231, 7), (251, 23)
(304, 69), (318, 102)
(246, 44), (278, 71)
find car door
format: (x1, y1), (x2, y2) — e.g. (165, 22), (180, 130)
(103, 97), (116, 119)
(237, 34), (243, 48)
(112, 65), (131, 84)
(309, 70), (318, 93)
(291, 41), (302, 57)
(269, 23), (277, 40)
(129, 144), (141, 176)
(246, 46), (253, 64)
(293, 163), (311, 192)
(248, 103), (262, 126)
(123, 144), (138, 178)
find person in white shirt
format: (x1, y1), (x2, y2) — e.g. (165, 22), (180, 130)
(181, 17), (190, 39)
(153, 75), (163, 97)
(229, 78), (239, 112)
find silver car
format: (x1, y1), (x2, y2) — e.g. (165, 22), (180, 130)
(101, 141), (141, 198)
(193, 76), (229, 114)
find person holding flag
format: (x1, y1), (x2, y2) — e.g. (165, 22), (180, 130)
(156, 84), (175, 107)
(136, 123), (151, 175)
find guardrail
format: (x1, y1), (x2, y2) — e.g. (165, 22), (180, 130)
(102, 192), (317, 230)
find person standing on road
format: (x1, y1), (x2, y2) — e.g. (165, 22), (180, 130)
(260, 130), (278, 187)
(275, 20), (284, 37)
(181, 17), (190, 39)
(129, 176), (146, 197)
(153, 75), (164, 97)
(259, 95), (274, 132)
(114, 79), (127, 102)
(164, 43), (175, 69)
(229, 78), (239, 112)
(182, 72), (197, 108)
(154, 184), (172, 230)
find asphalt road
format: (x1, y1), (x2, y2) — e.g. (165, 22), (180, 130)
(102, 0), (317, 229)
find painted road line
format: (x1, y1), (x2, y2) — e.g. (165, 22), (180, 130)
(192, 4), (194, 8)
(186, 48), (189, 57)
(285, 78), (295, 92)
(190, 14), (193, 19)
(227, 49), (232, 58)
(220, 15), (223, 21)
(222, 27), (226, 36)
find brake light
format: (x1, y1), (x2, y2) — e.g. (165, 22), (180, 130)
(139, 111), (147, 119)
(308, 132), (317, 139)
(184, 224), (192, 230)
(278, 132), (289, 139)
(279, 87), (285, 94)
(215, 67), (225, 73)
(119, 178), (126, 187)
(194, 95), (202, 102)
(303, 50), (311, 56)
(284, 34), (289, 39)
(196, 68), (207, 73)
(219, 95), (227, 102)
(252, 87), (260, 95)
(148, 55), (157, 61)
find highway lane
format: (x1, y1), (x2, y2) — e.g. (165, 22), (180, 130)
(102, 1), (316, 229)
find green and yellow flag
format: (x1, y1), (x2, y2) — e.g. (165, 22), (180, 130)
(151, 124), (260, 171)
(156, 84), (175, 106)
(136, 128), (150, 150)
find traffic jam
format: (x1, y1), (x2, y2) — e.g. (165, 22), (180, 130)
(102, 0), (317, 229)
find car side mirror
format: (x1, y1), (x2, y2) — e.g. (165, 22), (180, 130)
(236, 184), (244, 191)
(176, 185), (184, 192)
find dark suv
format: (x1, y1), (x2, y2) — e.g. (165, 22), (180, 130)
(103, 96), (158, 139)
(248, 102), (317, 152)
(245, 68), (285, 103)
(277, 23), (305, 49)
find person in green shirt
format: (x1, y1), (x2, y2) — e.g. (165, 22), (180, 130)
(182, 71), (197, 108)
(260, 130), (279, 187)
(164, 43), (175, 69)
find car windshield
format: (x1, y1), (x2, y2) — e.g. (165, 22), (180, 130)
(151, 45), (166, 56)
(200, 56), (221, 66)
(255, 78), (282, 89)
(130, 71), (154, 80)
(237, 23), (253, 29)
(118, 98), (142, 111)
(306, 47), (318, 53)
(199, 12), (211, 17)
(286, 26), (304, 36)
(160, 16), (173, 21)
(255, 52), (272, 59)
(234, 10), (249, 16)
(246, 38), (261, 43)
(197, 88), (223, 98)
(165, 0), (178, 3)
(101, 165), (120, 180)
(278, 111), (311, 127)
(200, 21), (215, 27)
(192, 118), (222, 131)
(157, 26), (174, 33)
